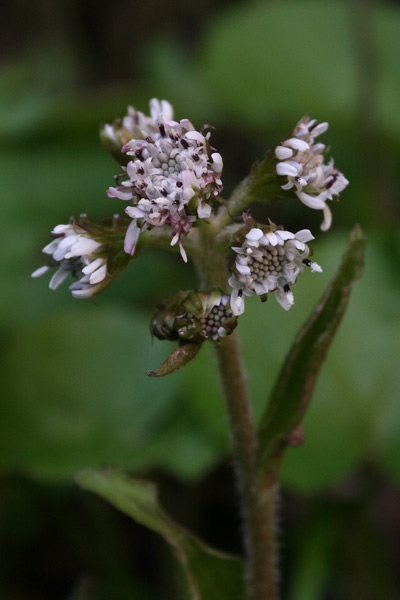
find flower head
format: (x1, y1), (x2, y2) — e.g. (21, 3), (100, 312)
(107, 99), (223, 261)
(275, 115), (348, 231)
(229, 223), (322, 314)
(31, 215), (129, 298)
(151, 289), (237, 343)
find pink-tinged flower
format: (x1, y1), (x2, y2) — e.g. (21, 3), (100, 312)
(107, 99), (223, 262)
(229, 225), (322, 314)
(275, 116), (348, 231)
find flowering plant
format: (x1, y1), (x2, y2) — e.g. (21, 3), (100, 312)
(33, 99), (365, 600)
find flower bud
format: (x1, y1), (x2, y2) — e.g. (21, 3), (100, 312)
(151, 289), (238, 343)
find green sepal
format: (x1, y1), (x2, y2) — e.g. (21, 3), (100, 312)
(146, 343), (202, 377)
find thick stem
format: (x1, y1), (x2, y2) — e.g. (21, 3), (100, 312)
(195, 223), (278, 600)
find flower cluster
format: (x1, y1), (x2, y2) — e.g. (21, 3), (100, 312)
(31, 216), (128, 298)
(32, 100), (349, 352)
(275, 115), (348, 231)
(106, 99), (223, 262)
(229, 224), (322, 315)
(151, 289), (237, 343)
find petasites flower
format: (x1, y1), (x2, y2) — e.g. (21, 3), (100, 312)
(107, 99), (223, 261)
(31, 215), (130, 298)
(151, 289), (237, 343)
(229, 224), (322, 315)
(100, 99), (174, 162)
(275, 115), (349, 231)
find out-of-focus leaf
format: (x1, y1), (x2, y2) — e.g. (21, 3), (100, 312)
(147, 343), (201, 377)
(0, 307), (180, 481)
(257, 226), (366, 478)
(76, 469), (245, 600)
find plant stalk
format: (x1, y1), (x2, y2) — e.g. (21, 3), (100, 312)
(195, 222), (278, 600)
(215, 333), (278, 600)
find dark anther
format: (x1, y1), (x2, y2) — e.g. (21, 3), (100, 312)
(181, 138), (189, 149)
(283, 284), (291, 293)
(302, 259), (312, 267)
(176, 181), (183, 188)
(51, 232), (65, 239)
(193, 153), (199, 162)
(161, 188), (168, 196)
(159, 123), (166, 137)
(146, 136), (155, 144)
(238, 289), (243, 297)
(135, 150), (143, 158)
(326, 173), (338, 189)
(137, 167), (144, 175)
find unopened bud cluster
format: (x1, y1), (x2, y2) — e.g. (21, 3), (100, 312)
(151, 289), (237, 343)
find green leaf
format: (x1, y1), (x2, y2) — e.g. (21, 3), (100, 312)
(76, 468), (245, 600)
(147, 343), (202, 377)
(257, 226), (367, 477)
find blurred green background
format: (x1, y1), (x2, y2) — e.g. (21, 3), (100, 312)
(1, 0), (400, 598)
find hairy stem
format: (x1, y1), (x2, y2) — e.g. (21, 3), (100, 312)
(195, 222), (278, 600)
(216, 333), (278, 600)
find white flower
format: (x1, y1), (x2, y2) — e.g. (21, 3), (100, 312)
(107, 99), (223, 262)
(31, 223), (108, 298)
(275, 116), (349, 231)
(229, 226), (322, 314)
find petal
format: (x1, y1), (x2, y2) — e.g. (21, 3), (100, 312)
(71, 238), (101, 256)
(49, 267), (70, 290)
(320, 205), (332, 231)
(89, 263), (107, 284)
(311, 122), (329, 137)
(125, 206), (146, 219)
(31, 265), (51, 278)
(107, 186), (133, 201)
(197, 202), (211, 219)
(82, 258), (104, 275)
(184, 130), (206, 144)
(247, 228), (264, 240)
(276, 230), (295, 241)
(296, 191), (326, 210)
(274, 289), (294, 311)
(263, 232), (278, 246)
(211, 152), (223, 172)
(285, 138), (310, 151)
(295, 229), (314, 243)
(124, 219), (141, 255)
(276, 162), (300, 177)
(230, 288), (245, 316)
(236, 262), (251, 275)
(275, 146), (293, 160)
(178, 241), (188, 263)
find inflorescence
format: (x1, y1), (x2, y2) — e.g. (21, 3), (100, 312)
(32, 99), (348, 341)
